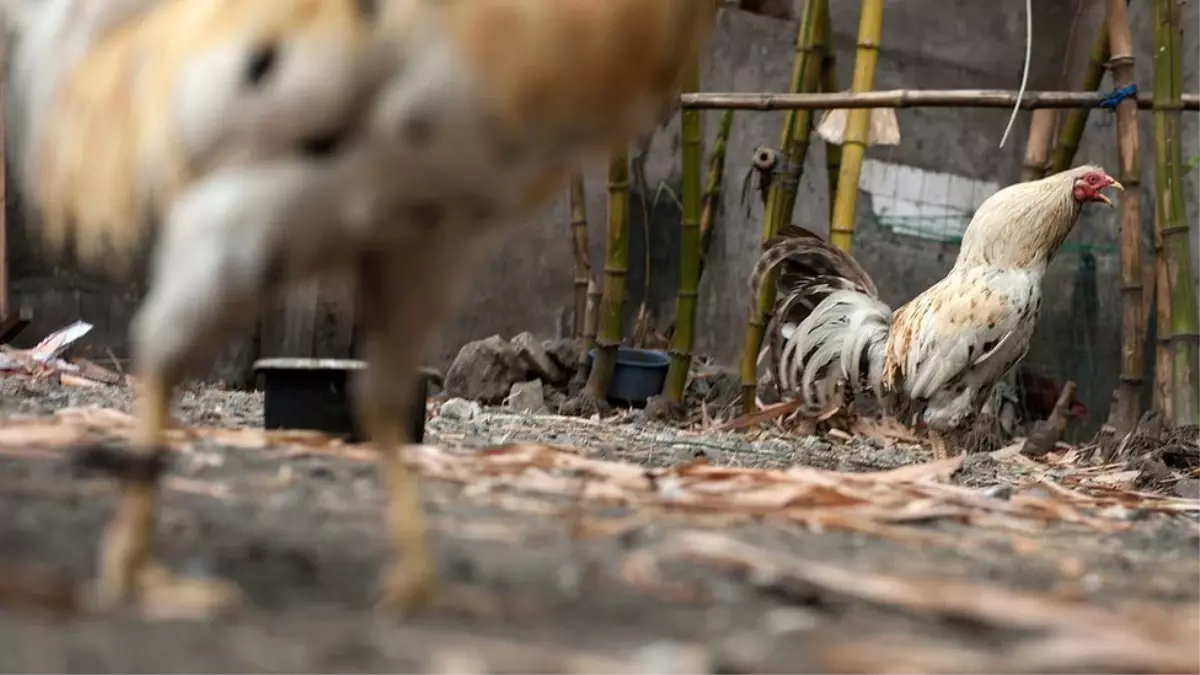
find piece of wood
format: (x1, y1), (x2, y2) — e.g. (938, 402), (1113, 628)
(680, 89), (1200, 110)
(0, 306), (31, 345)
(0, 35), (8, 319)
(1020, 109), (1056, 181)
(260, 276), (357, 362)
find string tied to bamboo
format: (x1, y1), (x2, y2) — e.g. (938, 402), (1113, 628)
(1096, 83), (1138, 128)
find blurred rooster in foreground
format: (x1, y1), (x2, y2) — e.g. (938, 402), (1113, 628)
(2, 0), (716, 616)
(753, 165), (1121, 459)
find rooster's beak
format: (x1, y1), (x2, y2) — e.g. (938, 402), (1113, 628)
(1098, 179), (1124, 207)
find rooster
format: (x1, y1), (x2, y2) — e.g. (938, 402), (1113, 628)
(752, 165), (1121, 459)
(2, 0), (717, 616)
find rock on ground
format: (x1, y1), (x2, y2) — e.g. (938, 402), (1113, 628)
(507, 380), (549, 415)
(444, 335), (526, 404)
(511, 332), (565, 385)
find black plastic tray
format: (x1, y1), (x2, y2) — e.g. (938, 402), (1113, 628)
(254, 358), (435, 443)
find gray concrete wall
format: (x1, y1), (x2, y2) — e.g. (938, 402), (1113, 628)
(6, 2), (1198, 429)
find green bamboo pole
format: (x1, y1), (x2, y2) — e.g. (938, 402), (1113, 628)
(777, 0), (830, 220)
(737, 0), (826, 415)
(828, 0), (884, 253)
(819, 4), (841, 217)
(1105, 0), (1146, 435)
(697, 109), (735, 283)
(1049, 17), (1114, 174)
(584, 150), (631, 401)
(568, 174), (591, 340)
(663, 61), (704, 405)
(1152, 0), (1199, 424)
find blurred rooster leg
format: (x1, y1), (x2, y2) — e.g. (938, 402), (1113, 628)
(356, 360), (436, 613)
(930, 431), (950, 460)
(93, 374), (170, 608)
(94, 370), (245, 615)
(355, 256), (437, 613)
(353, 246), (485, 614)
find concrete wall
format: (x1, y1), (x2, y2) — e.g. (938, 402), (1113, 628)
(6, 2), (1198, 427)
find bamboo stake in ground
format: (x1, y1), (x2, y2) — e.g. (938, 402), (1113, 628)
(697, 109), (734, 283)
(1152, 0), (1199, 424)
(819, 5), (841, 217)
(1049, 12), (1115, 175)
(568, 174), (591, 340)
(1152, 202), (1172, 417)
(1104, 0), (1145, 435)
(1020, 109), (1057, 181)
(777, 0), (830, 221)
(584, 150), (631, 402)
(737, 0), (826, 416)
(828, 0), (884, 252)
(664, 61), (704, 405)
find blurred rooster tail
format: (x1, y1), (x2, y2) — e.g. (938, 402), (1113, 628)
(749, 225), (891, 411)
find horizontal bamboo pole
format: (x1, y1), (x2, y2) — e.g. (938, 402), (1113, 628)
(681, 89), (1200, 110)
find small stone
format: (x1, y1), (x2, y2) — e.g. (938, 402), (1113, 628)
(542, 338), (582, 373)
(1173, 478), (1200, 499)
(507, 379), (549, 415)
(443, 335), (525, 404)
(982, 484), (1013, 500)
(439, 397), (481, 421)
(511, 331), (566, 384)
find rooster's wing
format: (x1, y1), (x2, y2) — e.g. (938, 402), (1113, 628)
(892, 267), (1037, 401)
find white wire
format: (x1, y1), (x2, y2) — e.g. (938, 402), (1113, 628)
(998, 0), (1033, 149)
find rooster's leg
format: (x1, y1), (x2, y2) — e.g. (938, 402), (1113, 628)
(93, 372), (245, 616)
(354, 247), (482, 614)
(930, 430), (950, 460)
(91, 184), (282, 615)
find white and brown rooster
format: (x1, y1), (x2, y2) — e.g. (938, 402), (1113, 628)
(1, 0), (717, 617)
(752, 165), (1122, 459)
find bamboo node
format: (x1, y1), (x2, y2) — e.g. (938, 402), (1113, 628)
(1105, 55), (1135, 68)
(1161, 225), (1192, 236)
(855, 40), (880, 50)
(601, 266), (629, 275)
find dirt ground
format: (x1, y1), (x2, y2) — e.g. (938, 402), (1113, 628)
(0, 376), (1197, 674)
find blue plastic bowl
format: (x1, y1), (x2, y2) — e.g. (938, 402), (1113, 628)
(586, 347), (671, 405)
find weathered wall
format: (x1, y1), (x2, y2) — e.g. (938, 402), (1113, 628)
(6, 2), (1198, 428)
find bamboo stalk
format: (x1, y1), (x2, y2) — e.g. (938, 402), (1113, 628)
(828, 0), (884, 252)
(583, 150), (631, 401)
(1152, 0), (1199, 424)
(697, 109), (734, 283)
(1152, 199), (1173, 418)
(1105, 0), (1145, 435)
(737, 0), (826, 415)
(680, 90), (1200, 110)
(819, 5), (841, 218)
(1020, 109), (1057, 181)
(568, 174), (591, 340)
(1049, 16), (1114, 175)
(663, 60), (704, 405)
(777, 0), (830, 220)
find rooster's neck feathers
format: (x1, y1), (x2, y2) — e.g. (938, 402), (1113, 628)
(954, 164), (1098, 272)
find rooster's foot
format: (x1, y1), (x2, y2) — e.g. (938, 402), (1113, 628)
(88, 559), (246, 620)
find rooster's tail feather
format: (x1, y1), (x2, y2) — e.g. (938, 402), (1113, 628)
(780, 290), (890, 411)
(748, 226), (889, 411)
